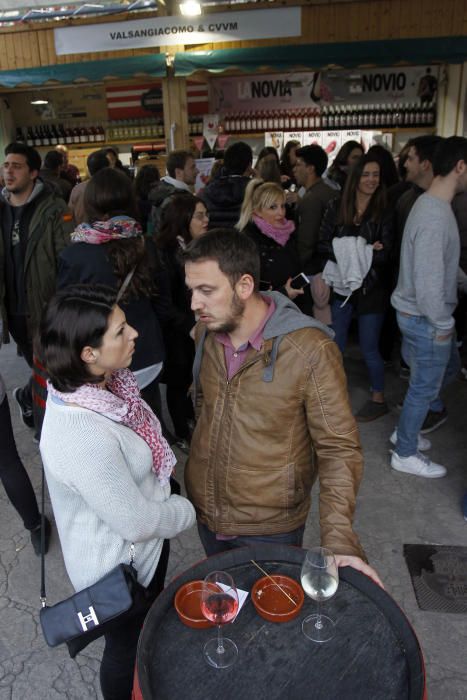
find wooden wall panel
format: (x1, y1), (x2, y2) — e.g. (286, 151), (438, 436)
(0, 0), (466, 73)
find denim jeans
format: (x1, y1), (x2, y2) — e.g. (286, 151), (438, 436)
(395, 312), (460, 457)
(197, 522), (305, 557)
(331, 300), (385, 392)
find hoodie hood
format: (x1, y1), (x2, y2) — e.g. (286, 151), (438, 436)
(1, 179), (45, 206)
(262, 291), (333, 340)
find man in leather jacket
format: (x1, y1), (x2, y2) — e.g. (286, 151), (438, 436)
(183, 228), (382, 586)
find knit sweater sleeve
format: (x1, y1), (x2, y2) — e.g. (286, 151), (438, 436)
(41, 406), (196, 543)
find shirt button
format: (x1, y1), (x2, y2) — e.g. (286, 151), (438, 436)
(233, 352), (238, 357)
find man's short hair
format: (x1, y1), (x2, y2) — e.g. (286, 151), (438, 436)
(223, 142), (253, 176)
(295, 145), (328, 177)
(408, 135), (444, 164)
(432, 136), (467, 177)
(5, 142), (41, 172)
(87, 149), (111, 177)
(166, 150), (192, 178)
(43, 150), (64, 171)
(182, 228), (260, 292)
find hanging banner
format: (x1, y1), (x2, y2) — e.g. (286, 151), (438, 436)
(203, 114), (219, 151)
(54, 8), (301, 55)
(209, 65), (439, 113)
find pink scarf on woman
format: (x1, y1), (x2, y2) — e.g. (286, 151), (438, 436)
(252, 214), (295, 247)
(47, 369), (175, 485)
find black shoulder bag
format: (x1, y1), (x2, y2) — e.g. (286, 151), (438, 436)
(38, 466), (152, 659)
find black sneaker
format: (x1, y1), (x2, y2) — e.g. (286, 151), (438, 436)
(30, 516), (51, 556)
(12, 387), (35, 430)
(420, 408), (448, 435)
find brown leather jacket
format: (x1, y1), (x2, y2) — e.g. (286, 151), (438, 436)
(185, 292), (366, 560)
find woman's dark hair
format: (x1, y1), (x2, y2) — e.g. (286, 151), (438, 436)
(280, 140), (300, 178)
(84, 167), (154, 301)
(328, 140), (363, 183)
(257, 157), (282, 184)
(157, 193), (205, 248)
(84, 167), (137, 222)
(366, 145), (399, 188)
(134, 164), (160, 200)
(38, 284), (117, 392)
(256, 147), (280, 167)
(338, 155), (387, 225)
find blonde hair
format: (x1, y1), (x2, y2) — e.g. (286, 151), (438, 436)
(237, 179), (285, 231)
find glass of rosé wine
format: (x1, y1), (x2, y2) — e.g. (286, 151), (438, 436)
(200, 571), (239, 668)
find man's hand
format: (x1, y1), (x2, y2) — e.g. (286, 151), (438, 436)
(334, 554), (384, 589)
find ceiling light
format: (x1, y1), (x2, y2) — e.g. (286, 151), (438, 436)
(179, 1), (201, 16)
(30, 98), (49, 105)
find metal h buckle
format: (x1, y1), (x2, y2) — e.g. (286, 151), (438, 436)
(77, 605), (99, 632)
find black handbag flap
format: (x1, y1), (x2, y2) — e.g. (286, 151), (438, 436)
(40, 564), (133, 647)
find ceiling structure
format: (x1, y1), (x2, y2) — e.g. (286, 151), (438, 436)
(0, 0), (382, 24)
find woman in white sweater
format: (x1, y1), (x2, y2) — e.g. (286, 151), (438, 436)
(38, 284), (195, 700)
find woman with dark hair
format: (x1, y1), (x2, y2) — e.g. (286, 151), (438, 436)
(326, 140), (364, 191)
(318, 154), (394, 421)
(38, 284), (195, 700)
(134, 163), (160, 233)
(280, 139), (301, 184)
(58, 167), (166, 418)
(366, 144), (399, 189)
(156, 193), (209, 450)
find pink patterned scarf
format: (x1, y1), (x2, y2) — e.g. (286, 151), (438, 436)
(252, 214), (295, 247)
(70, 216), (142, 244)
(47, 369), (175, 485)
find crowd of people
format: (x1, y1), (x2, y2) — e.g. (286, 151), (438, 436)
(1, 133), (466, 699)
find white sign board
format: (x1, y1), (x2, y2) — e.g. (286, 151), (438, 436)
(54, 8), (301, 55)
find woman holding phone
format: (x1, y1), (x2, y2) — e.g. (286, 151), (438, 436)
(237, 179), (304, 301)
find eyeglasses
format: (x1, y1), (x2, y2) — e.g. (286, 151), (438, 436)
(192, 212), (209, 221)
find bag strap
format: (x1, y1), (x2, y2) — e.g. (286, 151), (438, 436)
(40, 464), (47, 607)
(116, 266), (136, 303)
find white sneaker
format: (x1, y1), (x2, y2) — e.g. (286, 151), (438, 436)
(389, 429), (431, 452)
(391, 451), (446, 478)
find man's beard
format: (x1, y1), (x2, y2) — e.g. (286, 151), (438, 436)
(210, 291), (245, 333)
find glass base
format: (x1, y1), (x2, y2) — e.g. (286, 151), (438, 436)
(203, 636), (238, 668)
(302, 613), (335, 643)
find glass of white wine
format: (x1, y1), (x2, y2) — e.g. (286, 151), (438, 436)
(300, 547), (339, 643)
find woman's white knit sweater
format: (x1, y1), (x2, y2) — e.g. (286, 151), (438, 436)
(40, 396), (196, 591)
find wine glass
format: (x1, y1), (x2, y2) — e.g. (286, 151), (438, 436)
(200, 571), (239, 668)
(300, 547), (339, 643)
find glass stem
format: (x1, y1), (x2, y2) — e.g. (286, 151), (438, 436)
(217, 624), (225, 654)
(315, 600), (323, 630)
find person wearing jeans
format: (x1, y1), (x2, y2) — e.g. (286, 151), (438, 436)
(331, 303), (385, 398)
(394, 313), (460, 461)
(391, 136), (467, 478)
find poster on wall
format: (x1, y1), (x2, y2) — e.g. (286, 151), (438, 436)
(264, 132), (284, 152)
(203, 114), (219, 150)
(283, 132), (304, 146)
(209, 66), (440, 114)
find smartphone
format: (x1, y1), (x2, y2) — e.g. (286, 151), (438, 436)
(290, 272), (310, 290)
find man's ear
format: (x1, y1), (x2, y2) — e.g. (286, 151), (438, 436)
(81, 345), (97, 366)
(235, 273), (255, 300)
(455, 159), (467, 175)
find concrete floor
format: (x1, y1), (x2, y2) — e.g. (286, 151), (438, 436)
(1, 338), (466, 699)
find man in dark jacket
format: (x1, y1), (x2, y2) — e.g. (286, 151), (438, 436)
(201, 141), (253, 228)
(40, 150), (73, 203)
(149, 150), (198, 235)
(293, 144), (338, 268)
(0, 142), (72, 434)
